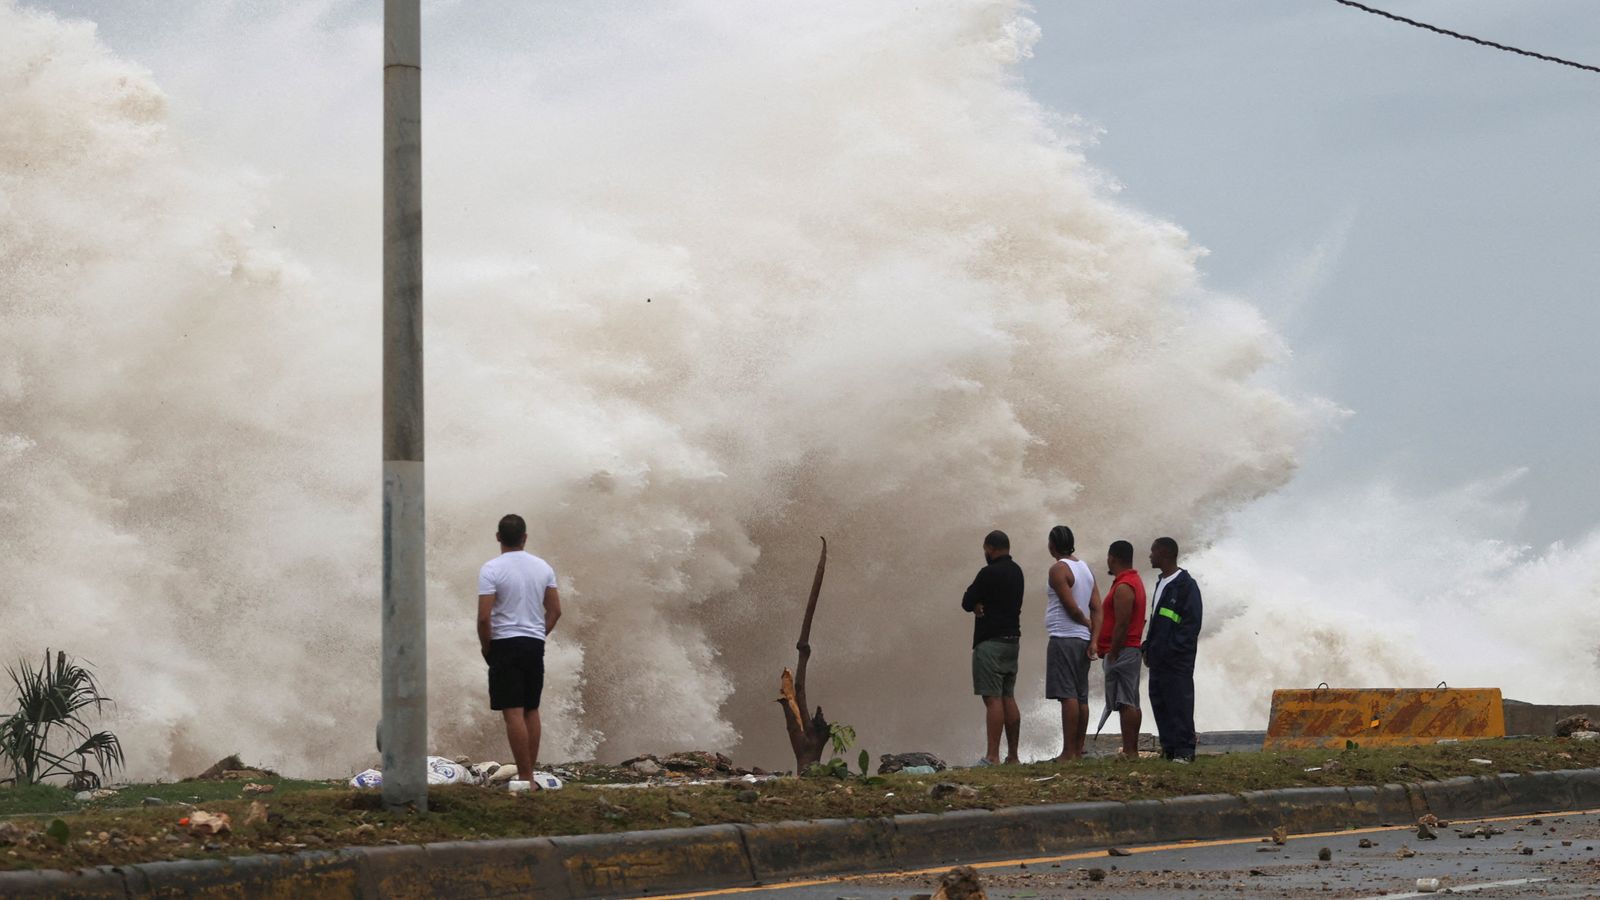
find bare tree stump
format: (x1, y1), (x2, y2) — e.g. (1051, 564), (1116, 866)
(776, 537), (831, 772)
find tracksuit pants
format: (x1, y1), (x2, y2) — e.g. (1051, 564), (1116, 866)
(1148, 665), (1196, 760)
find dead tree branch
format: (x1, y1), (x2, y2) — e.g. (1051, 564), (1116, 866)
(776, 537), (830, 772)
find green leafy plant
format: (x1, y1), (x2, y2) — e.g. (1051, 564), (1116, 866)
(0, 650), (124, 787)
(858, 748), (870, 776)
(828, 723), (856, 756)
(803, 758), (851, 779)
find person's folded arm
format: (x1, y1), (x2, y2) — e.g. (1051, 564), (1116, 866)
(543, 586), (562, 635)
(477, 594), (495, 661)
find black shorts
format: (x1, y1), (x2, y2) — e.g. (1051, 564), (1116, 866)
(487, 637), (545, 711)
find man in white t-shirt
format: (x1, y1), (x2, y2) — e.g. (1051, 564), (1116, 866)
(477, 514), (562, 783)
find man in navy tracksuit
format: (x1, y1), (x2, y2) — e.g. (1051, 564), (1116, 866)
(1143, 537), (1202, 762)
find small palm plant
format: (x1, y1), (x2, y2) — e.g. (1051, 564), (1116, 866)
(0, 650), (124, 787)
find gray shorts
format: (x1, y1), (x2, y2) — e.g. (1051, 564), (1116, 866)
(1045, 636), (1090, 702)
(1103, 646), (1142, 711)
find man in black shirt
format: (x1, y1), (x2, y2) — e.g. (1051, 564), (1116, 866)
(961, 530), (1025, 765)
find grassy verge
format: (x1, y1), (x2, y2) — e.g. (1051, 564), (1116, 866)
(2, 737), (1597, 872)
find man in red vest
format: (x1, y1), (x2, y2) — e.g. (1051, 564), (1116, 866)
(1094, 540), (1146, 758)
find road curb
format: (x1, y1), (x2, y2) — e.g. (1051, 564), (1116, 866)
(4, 767), (1599, 899)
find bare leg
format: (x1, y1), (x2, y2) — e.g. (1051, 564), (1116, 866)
(501, 708), (533, 781)
(982, 696), (1003, 764)
(1075, 696), (1089, 759)
(1002, 697), (1021, 764)
(524, 708), (542, 774)
(1054, 700), (1082, 761)
(1119, 705), (1142, 758)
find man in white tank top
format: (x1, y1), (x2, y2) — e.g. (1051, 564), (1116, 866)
(1044, 525), (1099, 761)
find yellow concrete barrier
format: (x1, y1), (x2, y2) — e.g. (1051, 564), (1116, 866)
(1265, 687), (1505, 750)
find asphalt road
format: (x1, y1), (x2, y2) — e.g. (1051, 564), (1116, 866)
(661, 808), (1600, 899)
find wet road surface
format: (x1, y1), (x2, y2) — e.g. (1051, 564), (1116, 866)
(660, 808), (1600, 899)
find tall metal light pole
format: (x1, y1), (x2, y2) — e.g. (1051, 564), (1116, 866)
(381, 0), (427, 812)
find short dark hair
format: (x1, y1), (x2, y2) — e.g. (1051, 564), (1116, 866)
(983, 530), (1010, 551)
(1048, 525), (1074, 555)
(497, 514), (527, 546)
(1108, 540), (1134, 565)
(1153, 536), (1179, 558)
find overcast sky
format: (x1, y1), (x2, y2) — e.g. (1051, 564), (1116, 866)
(1022, 1), (1600, 547)
(38, 0), (1600, 547)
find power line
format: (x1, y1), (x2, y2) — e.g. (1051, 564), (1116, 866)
(1333, 0), (1600, 75)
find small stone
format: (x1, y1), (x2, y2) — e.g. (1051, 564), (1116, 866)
(1571, 731), (1600, 742)
(1107, 847), (1132, 857)
(928, 782), (979, 801)
(1520, 846), (1534, 855)
(1317, 847), (1332, 861)
(242, 783), (275, 795)
(1271, 826), (1287, 845)
(1086, 868), (1106, 882)
(1395, 845), (1415, 859)
(1357, 838), (1373, 848)
(1417, 822), (1437, 840)
(631, 759), (664, 778)
(736, 790), (759, 803)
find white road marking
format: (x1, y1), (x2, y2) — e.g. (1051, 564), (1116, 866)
(1357, 876), (1551, 899)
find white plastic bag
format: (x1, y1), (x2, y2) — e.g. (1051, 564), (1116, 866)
(350, 768), (382, 788)
(426, 755), (471, 785)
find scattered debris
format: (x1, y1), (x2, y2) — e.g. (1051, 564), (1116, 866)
(1417, 822), (1437, 840)
(931, 865), (987, 900)
(1086, 868), (1106, 882)
(191, 754), (278, 782)
(1271, 826), (1287, 845)
(1358, 838), (1374, 848)
(929, 783), (979, 800)
(141, 797), (164, 807)
(1396, 845), (1416, 859)
(1417, 814), (1440, 827)
(186, 811), (231, 836)
(487, 766), (518, 785)
(1107, 847), (1132, 857)
(1520, 845), (1534, 855)
(1553, 714), (1591, 737)
(243, 801), (268, 828)
(1248, 869), (1266, 876)
(1468, 758), (1493, 765)
(1317, 847), (1332, 861)
(1573, 731), (1600, 742)
(74, 788), (117, 802)
(879, 752), (948, 775)
(242, 783), (275, 795)
(350, 769), (383, 789)
(1415, 877), (1441, 893)
(0, 822), (24, 846)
